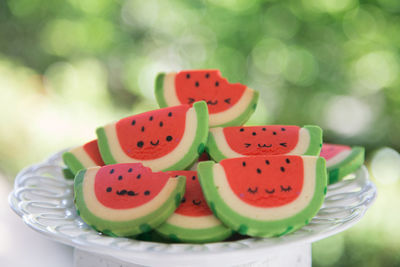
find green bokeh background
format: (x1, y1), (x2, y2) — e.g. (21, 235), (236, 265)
(1, 0), (400, 266)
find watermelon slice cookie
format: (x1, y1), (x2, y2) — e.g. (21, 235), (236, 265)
(74, 163), (185, 237)
(155, 170), (232, 243)
(197, 155), (327, 237)
(155, 70), (259, 127)
(96, 102), (209, 171)
(63, 140), (105, 176)
(320, 143), (365, 184)
(207, 125), (322, 162)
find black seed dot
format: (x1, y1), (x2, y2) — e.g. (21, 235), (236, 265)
(262, 128), (266, 131)
(118, 175), (123, 180)
(242, 161), (246, 167)
(186, 73), (190, 79)
(252, 132), (256, 136)
(195, 81), (199, 87)
(273, 131), (277, 135)
(257, 168), (262, 174)
(192, 176), (196, 180)
(141, 126), (145, 132)
(281, 127), (286, 131)
(131, 120), (136, 126)
(149, 116), (153, 121)
(128, 168), (133, 172)
(137, 141), (144, 148)
(137, 174), (141, 179)
(110, 169), (114, 174)
(215, 81), (219, 86)
(286, 158), (290, 164)
(265, 160), (270, 165)
(181, 197), (186, 203)
(240, 128), (244, 132)
(106, 187), (112, 192)
(168, 112), (172, 117)
(280, 166), (285, 172)
(166, 136), (173, 142)
(205, 73), (210, 78)
(159, 121), (163, 127)
(144, 190), (150, 196)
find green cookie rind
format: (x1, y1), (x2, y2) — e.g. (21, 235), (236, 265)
(303, 125), (323, 156)
(218, 90), (259, 128)
(162, 101), (209, 171)
(74, 171), (186, 237)
(197, 158), (327, 237)
(96, 127), (117, 165)
(62, 168), (75, 180)
(155, 73), (168, 108)
(62, 152), (85, 175)
(96, 101), (209, 171)
(327, 146), (365, 184)
(206, 132), (226, 162)
(155, 221), (233, 243)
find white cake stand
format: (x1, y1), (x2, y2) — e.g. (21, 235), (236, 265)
(9, 150), (376, 267)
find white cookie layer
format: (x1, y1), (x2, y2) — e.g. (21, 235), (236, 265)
(212, 156), (317, 220)
(162, 73), (255, 127)
(166, 213), (222, 229)
(82, 167), (179, 221)
(102, 107), (197, 171)
(69, 146), (97, 167)
(287, 128), (310, 155)
(211, 127), (311, 158)
(163, 72), (180, 106)
(208, 89), (254, 127)
(326, 149), (352, 168)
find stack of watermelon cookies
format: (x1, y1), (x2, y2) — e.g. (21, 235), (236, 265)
(64, 69), (364, 243)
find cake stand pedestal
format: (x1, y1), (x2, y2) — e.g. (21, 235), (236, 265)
(9, 151), (376, 267)
(73, 243), (311, 267)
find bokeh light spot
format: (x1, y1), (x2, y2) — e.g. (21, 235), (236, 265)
(283, 47), (319, 86)
(370, 147), (400, 185)
(251, 38), (288, 76)
(263, 5), (299, 39)
(324, 96), (372, 137)
(352, 51), (399, 94)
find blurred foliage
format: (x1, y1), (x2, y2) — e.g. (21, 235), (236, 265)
(1, 0), (400, 266)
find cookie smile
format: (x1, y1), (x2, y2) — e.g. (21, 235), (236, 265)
(116, 189), (138, 196)
(192, 199), (202, 206)
(150, 140), (160, 146)
(258, 144), (272, 148)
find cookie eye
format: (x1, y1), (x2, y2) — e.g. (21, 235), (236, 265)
(144, 190), (151, 195)
(265, 188), (275, 194)
(166, 136), (173, 142)
(106, 187), (112, 192)
(137, 141), (144, 148)
(280, 185), (292, 192)
(247, 187), (258, 194)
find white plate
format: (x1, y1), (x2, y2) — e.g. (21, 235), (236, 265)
(9, 150), (376, 266)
